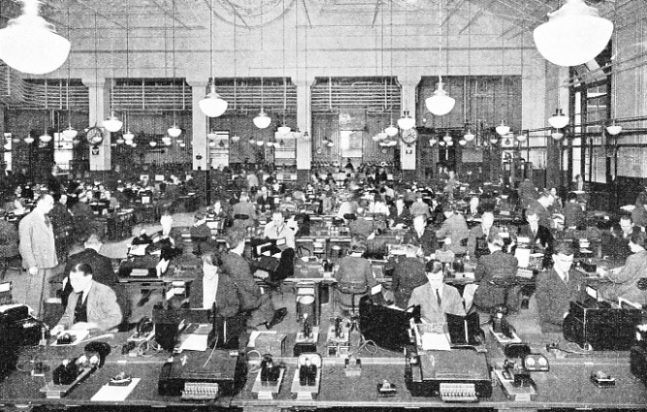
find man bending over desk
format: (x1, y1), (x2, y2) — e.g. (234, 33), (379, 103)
(53, 263), (122, 333)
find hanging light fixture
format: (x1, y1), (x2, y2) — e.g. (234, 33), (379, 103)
(61, 4), (76, 139)
(167, 124), (182, 138)
(39, 131), (52, 143)
(231, 134), (241, 143)
(459, 139), (467, 146)
(121, 4), (134, 143)
(443, 132), (452, 143)
(256, 139), (265, 147)
(0, 0), (70, 75)
(398, 111), (415, 130)
(254, 3), (270, 129)
(548, 108), (569, 129)
(149, 140), (157, 147)
(278, 10), (291, 135)
(606, 2), (622, 137)
(429, 137), (437, 146)
(24, 134), (34, 144)
(200, 0), (227, 117)
(162, 136), (172, 146)
(168, 0), (184, 136)
(116, 135), (125, 145)
(490, 135), (499, 144)
(372, 134), (381, 142)
(254, 107), (271, 129)
(551, 129), (564, 140)
(533, 0), (613, 67)
(249, 137), (256, 145)
(496, 121), (510, 136)
(385, 123), (399, 138)
(426, 1), (455, 116)
(516, 132), (528, 142)
(464, 128), (475, 142)
(104, 110), (123, 132)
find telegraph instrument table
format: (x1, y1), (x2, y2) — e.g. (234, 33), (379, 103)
(2, 331), (646, 412)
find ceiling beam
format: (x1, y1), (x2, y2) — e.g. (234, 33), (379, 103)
(149, 0), (191, 30)
(222, 0), (250, 29)
(69, 0), (126, 29)
(371, 0), (382, 28)
(442, 0), (466, 26)
(301, 0), (312, 28)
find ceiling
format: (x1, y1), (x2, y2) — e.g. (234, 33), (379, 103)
(0, 0), (630, 36)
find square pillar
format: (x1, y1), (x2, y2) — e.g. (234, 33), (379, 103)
(82, 77), (111, 171)
(188, 79), (209, 171)
(295, 78), (315, 173)
(399, 76), (420, 172)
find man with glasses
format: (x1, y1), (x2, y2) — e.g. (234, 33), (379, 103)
(535, 242), (582, 333)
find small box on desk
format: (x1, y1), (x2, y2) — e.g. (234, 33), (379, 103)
(248, 331), (287, 357)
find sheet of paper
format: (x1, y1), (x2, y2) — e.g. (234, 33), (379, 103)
(128, 244), (147, 256)
(179, 324), (211, 351)
(91, 378), (141, 402)
(515, 248), (531, 268)
(421, 332), (451, 351)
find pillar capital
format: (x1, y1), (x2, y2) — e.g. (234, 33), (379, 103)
(186, 77), (209, 89)
(398, 73), (422, 89)
(81, 77), (107, 89)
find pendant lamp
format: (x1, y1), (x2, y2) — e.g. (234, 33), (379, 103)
(0, 0), (70, 75)
(167, 125), (182, 138)
(606, 123), (622, 136)
(104, 111), (123, 132)
(548, 109), (569, 129)
(253, 109), (271, 129)
(200, 0), (227, 117)
(496, 121), (510, 136)
(398, 111), (415, 130)
(464, 129), (475, 142)
(533, 0), (613, 67)
(426, 81), (455, 116)
(385, 123), (399, 138)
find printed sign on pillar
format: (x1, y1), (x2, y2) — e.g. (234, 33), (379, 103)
(91, 146), (100, 156)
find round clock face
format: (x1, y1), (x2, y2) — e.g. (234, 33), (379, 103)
(401, 128), (418, 144)
(86, 127), (103, 145)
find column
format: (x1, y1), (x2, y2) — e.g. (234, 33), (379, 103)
(82, 77), (111, 171)
(187, 79), (209, 171)
(295, 77), (315, 183)
(399, 75), (421, 179)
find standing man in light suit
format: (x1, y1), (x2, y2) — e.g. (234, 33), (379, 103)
(19, 193), (57, 318)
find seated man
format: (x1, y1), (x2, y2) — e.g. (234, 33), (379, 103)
(403, 213), (438, 257)
(231, 192), (257, 228)
(525, 191), (554, 229)
(472, 228), (520, 315)
(53, 263), (122, 332)
(563, 191), (585, 229)
(605, 215), (641, 260)
(190, 212), (214, 256)
(436, 201), (469, 255)
(408, 260), (466, 330)
(535, 242), (582, 333)
(150, 213), (183, 260)
(518, 210), (554, 267)
(391, 255), (427, 309)
(467, 210), (495, 260)
(334, 237), (381, 317)
(599, 231), (647, 307)
(223, 227), (287, 330)
(261, 210), (296, 281)
(60, 231), (120, 309)
(255, 186), (275, 213)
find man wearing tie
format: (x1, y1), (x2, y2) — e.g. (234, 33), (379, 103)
(53, 263), (122, 333)
(19, 194), (57, 318)
(518, 210), (554, 266)
(467, 210), (495, 260)
(403, 213), (438, 257)
(263, 210), (296, 249)
(408, 260), (465, 329)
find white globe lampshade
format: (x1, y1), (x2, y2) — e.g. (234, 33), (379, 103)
(256, 140), (265, 146)
(149, 140), (157, 147)
(385, 124), (399, 137)
(62, 126), (77, 139)
(447, 141), (454, 147)
(459, 139), (467, 146)
(131, 143), (137, 148)
(606, 124), (622, 136)
(397, 112), (415, 130)
(429, 138), (437, 146)
(116, 136), (125, 144)
(425, 81), (456, 116)
(162, 136), (172, 146)
(24, 135), (34, 144)
(533, 0), (613, 67)
(516, 133), (527, 142)
(231, 134), (241, 142)
(372, 134), (381, 142)
(277, 125), (291, 135)
(179, 142), (186, 148)
(548, 109), (569, 129)
(207, 131), (218, 140)
(199, 84), (228, 117)
(443, 133), (452, 143)
(123, 130), (134, 141)
(377, 131), (388, 141)
(0, 0), (71, 75)
(292, 128), (303, 139)
(104, 113), (123, 132)
(496, 122), (510, 136)
(464, 129), (475, 142)
(552, 131), (564, 140)
(253, 110), (272, 129)
(167, 125), (182, 138)
(39, 132), (52, 143)
(438, 141), (445, 147)
(490, 136), (499, 144)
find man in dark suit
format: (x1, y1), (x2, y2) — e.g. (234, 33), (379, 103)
(404, 214), (438, 257)
(604, 215), (641, 260)
(60, 231), (119, 308)
(255, 186), (275, 213)
(535, 242), (583, 333)
(391, 255), (427, 309)
(518, 210), (554, 267)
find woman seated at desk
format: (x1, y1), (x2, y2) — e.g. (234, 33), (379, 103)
(599, 231), (647, 307)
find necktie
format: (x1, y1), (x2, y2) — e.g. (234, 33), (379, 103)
(74, 292), (87, 323)
(435, 288), (442, 308)
(44, 215), (51, 227)
(564, 271), (569, 283)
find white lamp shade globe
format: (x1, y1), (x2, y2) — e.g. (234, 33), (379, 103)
(277, 125), (291, 135)
(199, 85), (228, 117)
(24, 136), (34, 144)
(397, 114), (415, 130)
(116, 136), (125, 144)
(459, 139), (467, 146)
(443, 133), (452, 143)
(385, 124), (399, 137)
(292, 129), (303, 139)
(123, 130), (134, 141)
(548, 111), (569, 129)
(606, 124), (622, 135)
(496, 123), (510, 136)
(533, 0), (613, 67)
(377, 131), (388, 141)
(104, 115), (123, 132)
(162, 136), (172, 146)
(253, 110), (272, 129)
(167, 125), (182, 138)
(0, 22), (70, 75)
(62, 127), (77, 139)
(429, 138), (437, 146)
(179, 142), (186, 148)
(372, 134), (381, 142)
(131, 143), (137, 148)
(149, 140), (157, 147)
(490, 137), (499, 144)
(231, 135), (241, 142)
(464, 130), (475, 142)
(256, 140), (265, 146)
(551, 131), (564, 140)
(516, 133), (527, 142)
(249, 138), (256, 144)
(425, 82), (456, 116)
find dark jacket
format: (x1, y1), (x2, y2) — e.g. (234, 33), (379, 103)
(190, 272), (242, 317)
(391, 257), (428, 309)
(221, 252), (261, 310)
(536, 267), (582, 333)
(563, 202), (584, 228)
(403, 227), (438, 257)
(473, 250), (519, 311)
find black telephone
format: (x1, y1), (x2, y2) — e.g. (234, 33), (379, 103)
(56, 333), (73, 345)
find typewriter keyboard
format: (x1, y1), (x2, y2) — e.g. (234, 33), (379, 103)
(181, 382), (219, 400)
(439, 383), (478, 402)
